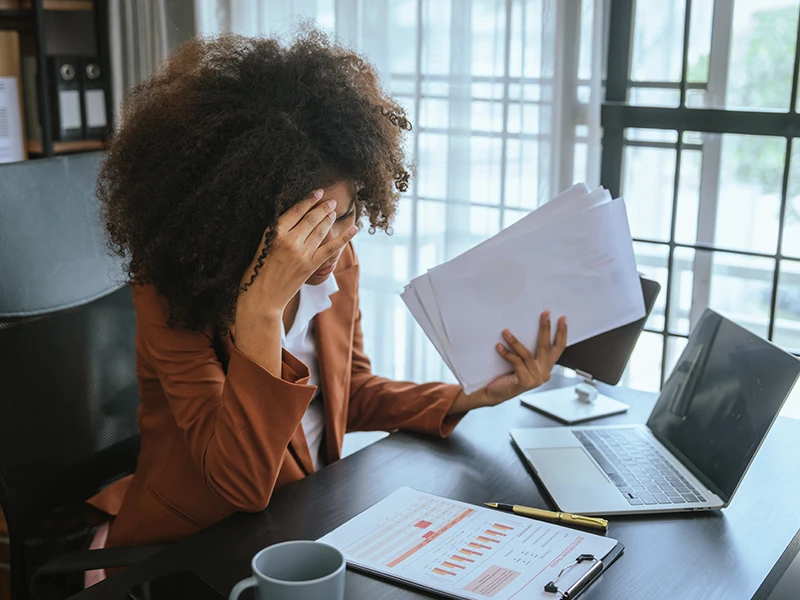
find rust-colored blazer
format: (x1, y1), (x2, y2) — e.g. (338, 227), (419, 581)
(89, 244), (461, 547)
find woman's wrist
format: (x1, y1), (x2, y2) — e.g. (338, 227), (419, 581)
(448, 388), (489, 415)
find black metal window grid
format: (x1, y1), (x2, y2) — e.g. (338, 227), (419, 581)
(601, 0), (800, 387)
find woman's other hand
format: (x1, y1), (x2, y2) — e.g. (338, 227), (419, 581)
(449, 312), (567, 414)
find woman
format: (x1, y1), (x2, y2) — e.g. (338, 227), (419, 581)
(89, 29), (567, 548)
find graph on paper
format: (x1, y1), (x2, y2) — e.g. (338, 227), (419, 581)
(320, 488), (619, 600)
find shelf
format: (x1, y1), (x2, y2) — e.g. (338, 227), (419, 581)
(27, 139), (104, 154)
(11, 0), (94, 11)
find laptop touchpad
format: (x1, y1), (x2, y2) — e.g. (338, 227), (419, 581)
(526, 447), (609, 487)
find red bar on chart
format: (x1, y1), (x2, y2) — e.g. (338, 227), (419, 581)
(484, 529), (506, 537)
(493, 523), (513, 531)
(459, 548), (482, 557)
(476, 536), (499, 544)
(468, 542), (492, 551)
(442, 561), (466, 570)
(451, 555), (475, 563)
(423, 531), (436, 539)
(432, 568), (457, 577)
(415, 520), (432, 529)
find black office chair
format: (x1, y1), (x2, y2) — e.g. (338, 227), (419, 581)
(0, 154), (163, 600)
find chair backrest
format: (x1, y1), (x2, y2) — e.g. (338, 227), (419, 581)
(0, 153), (140, 599)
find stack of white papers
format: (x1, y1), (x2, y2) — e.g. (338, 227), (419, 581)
(401, 183), (646, 394)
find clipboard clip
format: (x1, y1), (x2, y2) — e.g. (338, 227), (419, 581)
(544, 553), (603, 599)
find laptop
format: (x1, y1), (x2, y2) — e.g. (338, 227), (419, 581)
(510, 309), (800, 515)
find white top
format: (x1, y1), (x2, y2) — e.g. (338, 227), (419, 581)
(281, 274), (339, 471)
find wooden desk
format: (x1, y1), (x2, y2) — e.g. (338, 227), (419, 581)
(69, 377), (800, 599)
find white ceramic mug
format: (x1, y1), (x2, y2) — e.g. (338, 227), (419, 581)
(229, 540), (345, 600)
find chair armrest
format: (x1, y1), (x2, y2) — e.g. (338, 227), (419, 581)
(31, 545), (167, 599)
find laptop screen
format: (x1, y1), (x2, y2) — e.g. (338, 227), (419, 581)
(647, 309), (800, 502)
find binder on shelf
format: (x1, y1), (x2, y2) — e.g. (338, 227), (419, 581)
(79, 57), (108, 140)
(0, 31), (26, 163)
(47, 56), (84, 141)
(21, 56), (40, 144)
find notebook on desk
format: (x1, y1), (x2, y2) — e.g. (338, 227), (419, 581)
(319, 487), (623, 600)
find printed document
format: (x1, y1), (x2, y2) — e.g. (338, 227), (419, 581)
(320, 487), (618, 600)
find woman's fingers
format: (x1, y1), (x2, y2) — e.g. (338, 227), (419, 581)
(295, 199), (339, 242)
(496, 343), (540, 387)
(313, 225), (359, 264)
(278, 188), (325, 230)
(535, 311), (552, 363)
(552, 316), (568, 365)
(303, 202), (337, 246)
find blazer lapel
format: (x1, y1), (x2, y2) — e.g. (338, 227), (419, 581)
(220, 328), (315, 476)
(315, 262), (358, 464)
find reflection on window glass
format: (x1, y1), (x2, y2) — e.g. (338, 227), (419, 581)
(709, 253), (774, 338)
(775, 260), (800, 349)
(716, 134), (784, 254)
(726, 0), (800, 112)
(630, 0), (686, 82)
(623, 146), (677, 240)
(621, 331), (664, 392)
(634, 241), (668, 331)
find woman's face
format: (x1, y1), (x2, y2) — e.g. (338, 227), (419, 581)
(305, 179), (358, 286)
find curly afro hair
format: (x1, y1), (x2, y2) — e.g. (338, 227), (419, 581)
(98, 27), (412, 330)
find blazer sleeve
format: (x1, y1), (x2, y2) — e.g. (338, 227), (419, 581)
(346, 292), (463, 438)
(133, 284), (316, 512)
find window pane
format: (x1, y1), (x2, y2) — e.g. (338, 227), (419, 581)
(360, 288), (409, 379)
(669, 247), (695, 335)
(686, 0), (714, 83)
(471, 101), (504, 132)
(629, 87), (680, 108)
(709, 253), (775, 338)
(623, 146), (677, 241)
(715, 134), (784, 254)
(470, 137), (502, 204)
(634, 241), (669, 331)
(725, 1), (800, 112)
(675, 149), (703, 244)
(417, 200), (502, 266)
(621, 331), (664, 393)
(388, 0), (418, 74)
(775, 259), (800, 349)
(630, 0), (686, 82)
(419, 98), (449, 129)
(472, 0), (506, 77)
(783, 138), (800, 257)
(504, 140), (540, 209)
(626, 128), (678, 144)
(421, 0), (451, 76)
(665, 336), (688, 377)
(417, 133), (448, 198)
(507, 104), (540, 134)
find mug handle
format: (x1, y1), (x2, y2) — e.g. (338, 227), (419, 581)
(230, 576), (258, 599)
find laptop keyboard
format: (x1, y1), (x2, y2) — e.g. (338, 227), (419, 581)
(573, 429), (707, 506)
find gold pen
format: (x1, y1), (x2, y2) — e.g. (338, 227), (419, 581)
(485, 502), (608, 533)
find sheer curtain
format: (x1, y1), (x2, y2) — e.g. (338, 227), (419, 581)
(195, 0), (605, 384)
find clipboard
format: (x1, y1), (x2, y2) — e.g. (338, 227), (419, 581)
(543, 542), (624, 599)
(320, 488), (624, 600)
